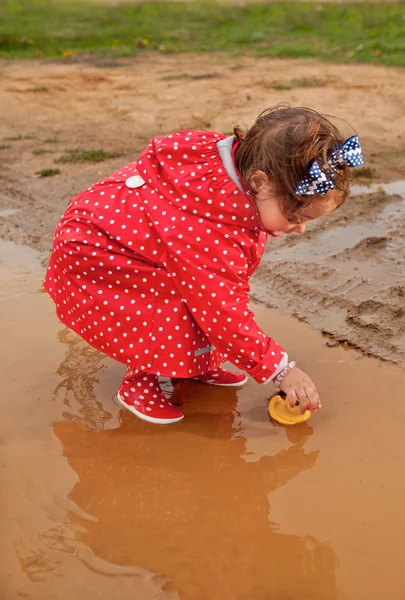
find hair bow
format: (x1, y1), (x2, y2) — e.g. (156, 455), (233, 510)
(296, 135), (363, 196)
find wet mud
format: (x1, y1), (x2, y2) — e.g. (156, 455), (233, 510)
(252, 181), (405, 362)
(2, 241), (405, 600)
(1, 57), (405, 361)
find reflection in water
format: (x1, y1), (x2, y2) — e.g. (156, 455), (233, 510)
(14, 540), (58, 583)
(49, 333), (338, 600)
(53, 329), (114, 431)
(4, 254), (405, 599)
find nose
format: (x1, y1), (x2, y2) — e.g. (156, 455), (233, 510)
(294, 223), (307, 234)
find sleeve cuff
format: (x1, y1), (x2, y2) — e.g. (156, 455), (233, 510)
(248, 345), (288, 384)
(261, 353), (289, 385)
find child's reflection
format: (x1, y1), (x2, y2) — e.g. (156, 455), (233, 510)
(52, 328), (116, 431)
(53, 371), (338, 600)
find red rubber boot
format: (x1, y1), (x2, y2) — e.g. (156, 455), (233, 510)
(117, 371), (184, 424)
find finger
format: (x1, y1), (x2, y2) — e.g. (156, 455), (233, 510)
(309, 383), (321, 409)
(295, 388), (308, 414)
(285, 388), (297, 408)
(305, 386), (319, 412)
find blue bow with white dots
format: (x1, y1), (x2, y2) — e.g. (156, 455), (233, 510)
(296, 135), (364, 196)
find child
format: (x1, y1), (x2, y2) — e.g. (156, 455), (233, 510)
(45, 105), (363, 425)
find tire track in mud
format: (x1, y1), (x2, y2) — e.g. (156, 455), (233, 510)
(251, 186), (405, 362)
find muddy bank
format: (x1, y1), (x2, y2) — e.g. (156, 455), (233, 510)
(1, 54), (405, 361)
(251, 182), (405, 362)
(2, 240), (405, 600)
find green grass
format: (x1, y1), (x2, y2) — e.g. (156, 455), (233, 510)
(35, 168), (61, 177)
(267, 77), (326, 90)
(0, 0), (404, 66)
(0, 144), (12, 150)
(160, 73), (222, 81)
(27, 86), (49, 92)
(352, 166), (376, 178)
(55, 148), (122, 164)
(5, 134), (34, 141)
(33, 148), (54, 155)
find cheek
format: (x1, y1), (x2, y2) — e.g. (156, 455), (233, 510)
(256, 200), (290, 231)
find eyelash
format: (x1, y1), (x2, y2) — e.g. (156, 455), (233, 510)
(288, 215), (304, 224)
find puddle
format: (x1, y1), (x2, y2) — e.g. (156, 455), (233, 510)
(0, 238), (41, 270)
(266, 181), (405, 265)
(267, 210), (401, 264)
(2, 242), (405, 600)
(0, 208), (18, 218)
(351, 180), (405, 199)
(254, 180), (405, 362)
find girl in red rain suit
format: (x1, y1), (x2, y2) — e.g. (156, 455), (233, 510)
(45, 106), (363, 424)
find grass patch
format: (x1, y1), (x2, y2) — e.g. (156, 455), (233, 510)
(265, 77), (325, 90)
(41, 137), (58, 143)
(160, 72), (221, 81)
(5, 134), (34, 141)
(352, 167), (376, 179)
(55, 148), (121, 164)
(35, 168), (61, 177)
(33, 148), (54, 155)
(0, 144), (12, 150)
(27, 86), (48, 92)
(267, 77), (325, 91)
(0, 1), (404, 66)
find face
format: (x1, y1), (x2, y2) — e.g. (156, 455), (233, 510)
(250, 170), (339, 235)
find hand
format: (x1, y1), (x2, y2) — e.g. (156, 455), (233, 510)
(279, 367), (321, 414)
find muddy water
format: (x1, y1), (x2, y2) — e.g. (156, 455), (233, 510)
(265, 186), (405, 264)
(252, 181), (405, 362)
(2, 241), (405, 600)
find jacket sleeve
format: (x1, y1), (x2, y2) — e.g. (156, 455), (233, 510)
(160, 222), (287, 383)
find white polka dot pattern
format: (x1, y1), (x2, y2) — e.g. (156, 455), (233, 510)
(119, 370), (184, 422)
(44, 130), (285, 383)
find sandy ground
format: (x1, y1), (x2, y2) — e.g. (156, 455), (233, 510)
(0, 53), (405, 360)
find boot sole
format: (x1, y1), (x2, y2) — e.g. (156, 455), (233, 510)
(117, 392), (184, 425)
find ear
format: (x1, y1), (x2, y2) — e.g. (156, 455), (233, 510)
(249, 170), (270, 194)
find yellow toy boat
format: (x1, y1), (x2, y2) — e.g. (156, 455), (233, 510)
(268, 393), (311, 425)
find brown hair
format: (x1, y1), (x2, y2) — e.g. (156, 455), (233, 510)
(234, 105), (351, 220)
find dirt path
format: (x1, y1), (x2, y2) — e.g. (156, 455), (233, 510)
(1, 53), (404, 360)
